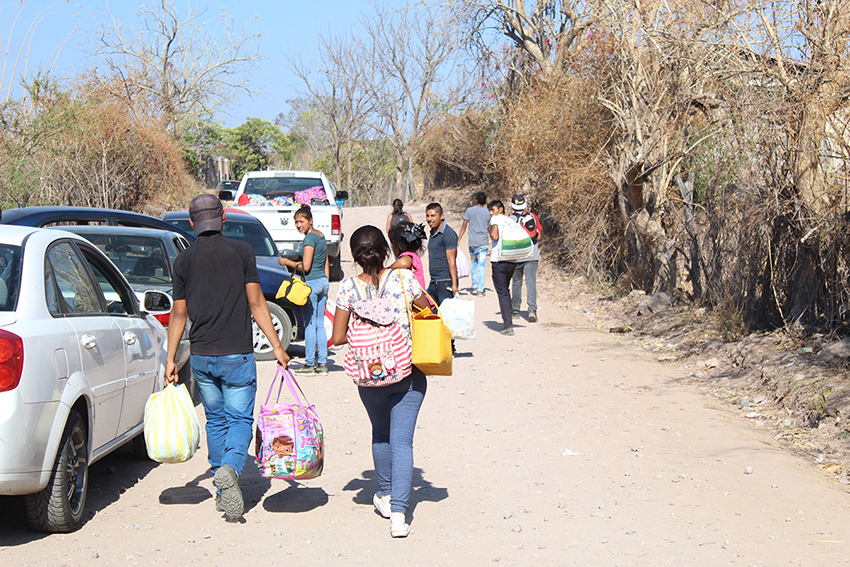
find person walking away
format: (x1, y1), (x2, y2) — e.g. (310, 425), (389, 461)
(488, 199), (518, 336)
(424, 202), (458, 305)
(457, 192), (490, 297)
(509, 194), (543, 322)
(279, 205), (330, 375)
(386, 198), (413, 233)
(165, 194), (289, 521)
(331, 226), (432, 538)
(388, 221), (428, 289)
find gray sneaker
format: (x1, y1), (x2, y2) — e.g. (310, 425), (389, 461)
(294, 365), (316, 376)
(500, 327), (515, 336)
(213, 465), (244, 519)
(315, 364), (329, 375)
(528, 311), (538, 323)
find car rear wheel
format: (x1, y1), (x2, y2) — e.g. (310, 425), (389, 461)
(25, 410), (88, 533)
(253, 301), (293, 360)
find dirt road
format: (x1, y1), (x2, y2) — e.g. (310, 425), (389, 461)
(3, 204), (850, 566)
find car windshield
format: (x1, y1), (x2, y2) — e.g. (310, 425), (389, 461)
(0, 244), (22, 311)
(78, 234), (172, 284)
(243, 176), (326, 199)
(166, 217), (278, 257)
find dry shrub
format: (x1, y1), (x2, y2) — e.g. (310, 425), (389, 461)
(418, 110), (496, 190)
(0, 75), (197, 213)
(491, 74), (620, 278)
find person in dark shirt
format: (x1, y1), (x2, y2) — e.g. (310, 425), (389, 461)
(425, 202), (458, 305)
(165, 194), (289, 521)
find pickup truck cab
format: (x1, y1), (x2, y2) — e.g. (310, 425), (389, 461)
(218, 170), (349, 281)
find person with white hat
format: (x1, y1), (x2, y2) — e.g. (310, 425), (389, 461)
(509, 193), (543, 323)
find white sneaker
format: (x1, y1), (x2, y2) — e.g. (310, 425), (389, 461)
(373, 492), (391, 518)
(390, 512), (410, 538)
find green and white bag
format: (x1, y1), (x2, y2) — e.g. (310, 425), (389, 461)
(497, 216), (533, 261)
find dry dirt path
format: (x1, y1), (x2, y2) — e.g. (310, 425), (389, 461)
(3, 205), (850, 566)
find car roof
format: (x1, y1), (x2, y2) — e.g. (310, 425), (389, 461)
(162, 208), (257, 220)
(2, 206), (197, 241)
(241, 170), (322, 178)
(0, 224), (95, 247)
(55, 225), (186, 239)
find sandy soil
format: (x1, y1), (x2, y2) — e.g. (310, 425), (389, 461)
(2, 204), (850, 566)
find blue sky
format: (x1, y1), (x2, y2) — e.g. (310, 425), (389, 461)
(0, 1), (383, 127)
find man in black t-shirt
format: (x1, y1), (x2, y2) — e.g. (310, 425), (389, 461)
(165, 194), (288, 521)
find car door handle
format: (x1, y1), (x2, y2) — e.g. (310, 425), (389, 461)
(123, 331), (137, 346)
(80, 334), (97, 349)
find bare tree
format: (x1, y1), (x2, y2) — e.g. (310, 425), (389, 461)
(358, 1), (460, 202)
(287, 29), (369, 193)
(93, 0), (262, 134)
(455, 0), (601, 79)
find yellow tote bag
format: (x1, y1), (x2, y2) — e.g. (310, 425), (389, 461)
(402, 283), (453, 376)
(143, 383), (201, 463)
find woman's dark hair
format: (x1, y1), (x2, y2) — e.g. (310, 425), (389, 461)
(388, 221), (426, 255)
(294, 204), (312, 220)
(392, 198), (404, 214)
(350, 225), (390, 286)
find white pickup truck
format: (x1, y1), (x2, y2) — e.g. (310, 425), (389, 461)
(218, 170), (349, 281)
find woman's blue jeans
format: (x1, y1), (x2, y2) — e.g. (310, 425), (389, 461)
(302, 277), (329, 366)
(358, 366), (427, 513)
(191, 353), (257, 477)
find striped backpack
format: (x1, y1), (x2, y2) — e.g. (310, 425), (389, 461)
(343, 271), (412, 387)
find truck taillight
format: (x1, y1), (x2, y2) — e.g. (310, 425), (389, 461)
(154, 312), (171, 327)
(0, 329), (24, 392)
(331, 214), (341, 236)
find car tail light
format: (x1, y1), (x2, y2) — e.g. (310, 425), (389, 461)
(331, 214), (341, 236)
(0, 329), (24, 392)
(154, 312), (171, 327)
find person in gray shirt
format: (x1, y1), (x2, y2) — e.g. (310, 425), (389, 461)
(457, 192), (490, 296)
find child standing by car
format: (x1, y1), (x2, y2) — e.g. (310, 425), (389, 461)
(279, 205), (330, 375)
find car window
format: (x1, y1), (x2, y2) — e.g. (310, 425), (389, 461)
(224, 221), (278, 257)
(243, 176), (324, 198)
(83, 259), (136, 315)
(76, 233), (172, 285)
(0, 244), (22, 312)
(165, 218), (193, 234)
(45, 242), (106, 315)
(40, 220), (108, 228)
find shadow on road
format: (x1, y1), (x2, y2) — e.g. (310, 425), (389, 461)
(342, 467), (448, 517)
(0, 442), (159, 545)
(262, 481), (329, 513)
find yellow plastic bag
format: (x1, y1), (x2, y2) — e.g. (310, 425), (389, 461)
(143, 383), (201, 463)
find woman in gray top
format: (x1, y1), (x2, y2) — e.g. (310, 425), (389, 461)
(279, 205), (330, 374)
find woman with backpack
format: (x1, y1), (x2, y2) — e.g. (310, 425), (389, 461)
(488, 199), (520, 336)
(331, 225), (431, 538)
(386, 198), (413, 233)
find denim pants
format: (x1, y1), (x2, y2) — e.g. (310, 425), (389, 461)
(469, 245), (488, 293)
(302, 277), (329, 366)
(427, 279), (454, 306)
(511, 260), (538, 313)
(358, 366), (427, 514)
(491, 261), (517, 329)
(191, 353), (257, 477)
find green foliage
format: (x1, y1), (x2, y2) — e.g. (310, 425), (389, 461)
(222, 117), (292, 178)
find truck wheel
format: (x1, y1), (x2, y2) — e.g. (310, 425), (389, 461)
(25, 410), (88, 533)
(329, 254), (344, 282)
(253, 301), (293, 360)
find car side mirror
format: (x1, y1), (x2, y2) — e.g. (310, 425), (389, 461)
(279, 249), (299, 261)
(335, 190), (349, 202)
(218, 189), (234, 201)
(142, 290), (173, 314)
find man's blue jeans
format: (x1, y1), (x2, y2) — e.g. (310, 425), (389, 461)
(302, 277), (329, 366)
(191, 353), (257, 477)
(358, 366), (427, 513)
(469, 245), (488, 293)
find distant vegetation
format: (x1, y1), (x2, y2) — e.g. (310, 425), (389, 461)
(2, 0), (849, 334)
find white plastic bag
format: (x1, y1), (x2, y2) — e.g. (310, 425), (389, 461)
(143, 383), (201, 463)
(440, 297), (476, 340)
(456, 249), (470, 278)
